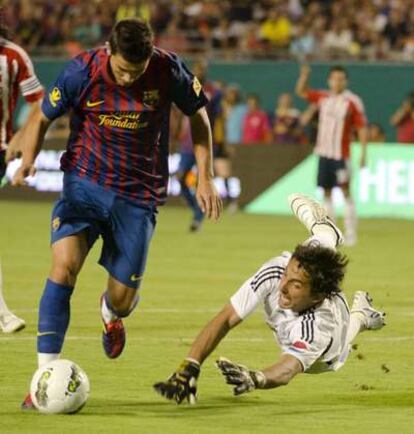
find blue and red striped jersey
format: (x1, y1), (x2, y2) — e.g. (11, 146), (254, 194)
(42, 47), (208, 206)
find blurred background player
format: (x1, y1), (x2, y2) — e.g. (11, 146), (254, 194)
(296, 65), (368, 246)
(272, 92), (306, 145)
(242, 94), (272, 145)
(0, 19), (44, 333)
(222, 84), (247, 147)
(12, 18), (222, 409)
(368, 122), (386, 143)
(170, 104), (204, 232)
(390, 91), (414, 144)
(154, 194), (385, 404)
(192, 60), (237, 211)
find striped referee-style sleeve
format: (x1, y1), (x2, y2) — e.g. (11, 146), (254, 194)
(249, 263), (285, 294)
(230, 257), (287, 320)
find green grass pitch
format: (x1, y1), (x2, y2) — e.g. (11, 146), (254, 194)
(0, 201), (413, 434)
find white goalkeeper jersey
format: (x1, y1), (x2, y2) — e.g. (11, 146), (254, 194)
(230, 252), (350, 373)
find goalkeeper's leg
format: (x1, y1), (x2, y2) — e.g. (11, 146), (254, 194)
(288, 193), (344, 250)
(346, 291), (385, 345)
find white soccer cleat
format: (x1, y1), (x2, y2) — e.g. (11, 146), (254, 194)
(0, 311), (26, 333)
(288, 193), (344, 247)
(351, 291), (385, 331)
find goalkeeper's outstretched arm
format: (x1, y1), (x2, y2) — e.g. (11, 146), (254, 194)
(153, 303), (242, 404)
(187, 302), (242, 365)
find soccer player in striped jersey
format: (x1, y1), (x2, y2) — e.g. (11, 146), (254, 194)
(296, 65), (369, 246)
(12, 18), (222, 409)
(154, 194), (385, 404)
(0, 22), (44, 333)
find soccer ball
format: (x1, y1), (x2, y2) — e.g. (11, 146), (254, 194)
(30, 359), (90, 414)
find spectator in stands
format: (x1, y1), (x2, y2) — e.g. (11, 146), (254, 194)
(157, 18), (189, 52)
(39, 13), (64, 47)
(402, 28), (414, 61)
(368, 123), (386, 142)
(239, 23), (264, 56)
(72, 13), (102, 47)
(390, 92), (414, 144)
(211, 18), (238, 50)
(116, 0), (151, 22)
(290, 22), (316, 60)
(322, 18), (354, 57)
(242, 94), (271, 144)
(3, 0), (414, 62)
(260, 8), (292, 48)
(382, 7), (409, 49)
(272, 93), (305, 145)
(15, 3), (43, 50)
(222, 84), (247, 145)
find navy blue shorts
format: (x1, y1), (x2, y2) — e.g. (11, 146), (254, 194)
(178, 152), (196, 175)
(317, 157), (350, 189)
(51, 174), (157, 289)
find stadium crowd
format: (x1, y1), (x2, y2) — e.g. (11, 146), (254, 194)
(3, 0), (414, 145)
(2, 0), (414, 61)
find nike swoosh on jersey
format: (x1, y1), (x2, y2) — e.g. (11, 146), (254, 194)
(86, 100), (105, 107)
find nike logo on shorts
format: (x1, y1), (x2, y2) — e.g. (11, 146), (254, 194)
(130, 274), (142, 282)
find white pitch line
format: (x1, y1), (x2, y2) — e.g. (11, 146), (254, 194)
(10, 308), (414, 318)
(0, 335), (412, 343)
(13, 308), (226, 314)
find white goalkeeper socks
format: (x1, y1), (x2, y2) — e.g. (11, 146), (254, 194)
(304, 233), (337, 251)
(345, 312), (366, 345)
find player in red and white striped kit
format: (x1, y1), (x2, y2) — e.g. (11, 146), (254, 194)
(0, 23), (44, 332)
(296, 65), (368, 246)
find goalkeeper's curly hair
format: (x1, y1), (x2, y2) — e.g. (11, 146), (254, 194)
(292, 244), (348, 298)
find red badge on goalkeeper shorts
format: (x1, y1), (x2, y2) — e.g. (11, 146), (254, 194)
(292, 341), (308, 350)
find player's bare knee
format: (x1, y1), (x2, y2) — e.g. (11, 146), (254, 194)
(111, 295), (138, 317)
(49, 262), (80, 286)
(107, 281), (139, 317)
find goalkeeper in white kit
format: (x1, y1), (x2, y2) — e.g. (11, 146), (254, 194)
(154, 193), (386, 403)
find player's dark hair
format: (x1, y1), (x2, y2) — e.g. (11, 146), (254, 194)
(292, 244), (348, 298)
(109, 18), (153, 64)
(329, 65), (348, 78)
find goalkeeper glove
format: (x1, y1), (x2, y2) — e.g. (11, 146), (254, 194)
(153, 358), (200, 404)
(216, 356), (266, 396)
